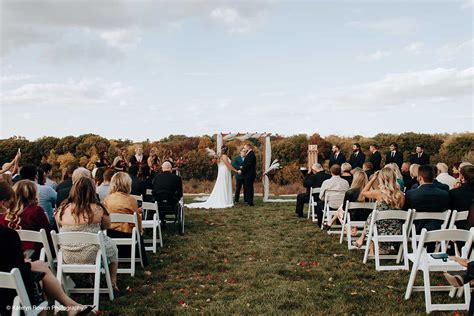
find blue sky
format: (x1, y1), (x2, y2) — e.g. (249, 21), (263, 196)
(0, 0), (472, 141)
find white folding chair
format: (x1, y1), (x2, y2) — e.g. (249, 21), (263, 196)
(17, 229), (55, 273)
(130, 194), (143, 205)
(448, 210), (469, 229)
(307, 187), (320, 221)
(142, 201), (163, 252)
(339, 201), (376, 249)
(320, 190), (345, 232)
(51, 231), (114, 312)
(363, 209), (412, 271)
(109, 213), (144, 276)
(408, 210), (451, 255)
(0, 268), (48, 316)
(405, 228), (474, 313)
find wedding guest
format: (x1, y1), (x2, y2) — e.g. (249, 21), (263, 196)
(369, 144), (382, 171)
(452, 162), (461, 179)
(152, 161), (183, 206)
(401, 162), (412, 189)
(112, 148), (128, 172)
(130, 146), (148, 168)
(294, 163), (330, 218)
(55, 177), (119, 294)
(411, 166), (449, 192)
(104, 172), (149, 268)
(341, 163), (353, 185)
(405, 165), (450, 233)
(0, 151), (21, 175)
(315, 164), (349, 225)
(409, 144), (430, 165)
(435, 163), (457, 189)
(37, 167), (57, 223)
(348, 143), (365, 169)
(56, 164), (77, 193)
(363, 162), (374, 179)
(385, 163), (405, 192)
(352, 167), (405, 254)
(94, 167), (106, 187)
(0, 180), (52, 259)
(139, 166), (154, 202)
(0, 225), (91, 316)
(39, 163), (57, 190)
(147, 147), (160, 170)
(128, 165), (145, 197)
(19, 164), (38, 182)
(95, 150), (111, 169)
(385, 142), (403, 169)
(407, 163), (420, 190)
(97, 169), (114, 202)
(329, 145), (346, 167)
(57, 167), (91, 206)
(232, 148), (246, 203)
(449, 165), (474, 222)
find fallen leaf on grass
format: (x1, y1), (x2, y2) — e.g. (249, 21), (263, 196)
(206, 273), (212, 280)
(333, 254), (343, 257)
(224, 258), (230, 264)
(351, 292), (357, 296)
(144, 271), (152, 276)
(126, 286), (133, 293)
(371, 290), (376, 293)
(305, 269), (311, 273)
(298, 261), (307, 267)
(206, 298), (211, 302)
(178, 300), (187, 307)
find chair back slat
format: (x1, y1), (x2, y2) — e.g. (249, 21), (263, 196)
(110, 213), (138, 225)
(130, 194), (143, 202)
(412, 210), (451, 221)
(52, 231), (101, 246)
(142, 202), (158, 211)
(347, 202), (376, 210)
(375, 209), (410, 221)
(423, 228), (473, 244)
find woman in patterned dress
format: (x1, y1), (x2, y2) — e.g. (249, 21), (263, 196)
(352, 167), (405, 254)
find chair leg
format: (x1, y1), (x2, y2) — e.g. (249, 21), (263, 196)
(422, 266), (432, 313)
(158, 221), (163, 247)
(152, 224), (157, 253)
(405, 263), (418, 300)
(374, 235), (381, 271)
(93, 261), (101, 310)
(131, 241), (136, 277)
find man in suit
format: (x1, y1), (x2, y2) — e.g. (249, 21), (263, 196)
(152, 161), (183, 205)
(240, 143), (257, 206)
(449, 165), (474, 220)
(409, 144), (430, 165)
(363, 162), (374, 179)
(329, 145), (346, 167)
(232, 148), (246, 203)
(405, 165), (450, 233)
(369, 144), (382, 171)
(386, 142), (403, 169)
(294, 163), (331, 218)
(128, 164), (145, 196)
(348, 143), (365, 169)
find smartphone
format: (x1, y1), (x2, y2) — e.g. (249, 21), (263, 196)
(430, 253), (448, 261)
(137, 200), (143, 208)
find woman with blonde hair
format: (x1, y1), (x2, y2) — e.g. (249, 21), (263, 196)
(326, 170), (369, 235)
(55, 177), (120, 294)
(147, 146), (160, 171)
(386, 163), (405, 191)
(341, 162), (353, 185)
(104, 172), (149, 267)
(352, 167), (405, 253)
(0, 180), (52, 259)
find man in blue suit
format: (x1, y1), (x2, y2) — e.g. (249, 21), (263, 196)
(232, 148), (246, 203)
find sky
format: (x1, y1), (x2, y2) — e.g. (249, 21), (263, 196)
(0, 0), (473, 141)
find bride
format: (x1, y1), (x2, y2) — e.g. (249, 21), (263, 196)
(187, 145), (240, 209)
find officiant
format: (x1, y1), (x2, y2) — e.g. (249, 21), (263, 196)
(232, 148), (246, 203)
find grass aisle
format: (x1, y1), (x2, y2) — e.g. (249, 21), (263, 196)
(101, 198), (459, 315)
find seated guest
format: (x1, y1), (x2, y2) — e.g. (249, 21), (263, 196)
(57, 167), (91, 206)
(0, 180), (52, 260)
(94, 167), (106, 187)
(39, 163), (57, 190)
(0, 151), (21, 175)
(294, 163), (330, 218)
(452, 162), (462, 179)
(363, 162), (374, 179)
(386, 142), (403, 169)
(409, 144), (430, 165)
(139, 166), (154, 202)
(348, 143), (365, 169)
(401, 162), (412, 189)
(369, 144), (382, 171)
(56, 164), (77, 192)
(449, 165), (474, 229)
(315, 164), (350, 225)
(411, 165), (449, 192)
(329, 145), (346, 167)
(405, 165), (450, 233)
(129, 164), (145, 196)
(0, 225), (91, 316)
(96, 168), (114, 202)
(352, 167), (405, 254)
(385, 163), (405, 192)
(55, 177), (119, 294)
(152, 161), (183, 205)
(436, 162), (457, 189)
(37, 167), (57, 223)
(104, 172), (149, 267)
(326, 170), (369, 234)
(341, 163), (353, 185)
(407, 163), (420, 190)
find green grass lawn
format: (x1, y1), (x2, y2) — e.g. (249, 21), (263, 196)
(97, 197), (467, 315)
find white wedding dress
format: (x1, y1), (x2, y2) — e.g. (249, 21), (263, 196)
(187, 157), (234, 209)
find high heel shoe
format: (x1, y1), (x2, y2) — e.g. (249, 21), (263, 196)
(77, 305), (95, 315)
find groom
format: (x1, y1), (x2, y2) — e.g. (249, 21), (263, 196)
(240, 143), (256, 206)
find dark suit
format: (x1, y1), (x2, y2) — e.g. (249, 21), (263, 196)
(241, 150), (257, 206)
(329, 152), (346, 167)
(411, 179), (449, 192)
(405, 184), (450, 232)
(56, 179), (73, 207)
(130, 174), (146, 196)
(348, 151), (365, 169)
(232, 155), (244, 203)
(449, 184), (474, 230)
(370, 151), (382, 171)
(152, 171), (183, 205)
(386, 151), (403, 169)
(295, 171), (331, 217)
(409, 152), (430, 165)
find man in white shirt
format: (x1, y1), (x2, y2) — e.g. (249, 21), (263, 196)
(436, 163), (457, 189)
(316, 164), (350, 225)
(96, 169), (115, 202)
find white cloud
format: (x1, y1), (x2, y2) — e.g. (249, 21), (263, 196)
(210, 6), (266, 33)
(99, 27), (142, 51)
(438, 39), (473, 62)
(0, 78), (136, 107)
(347, 19), (418, 36)
(404, 42), (424, 55)
(359, 50), (391, 61)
